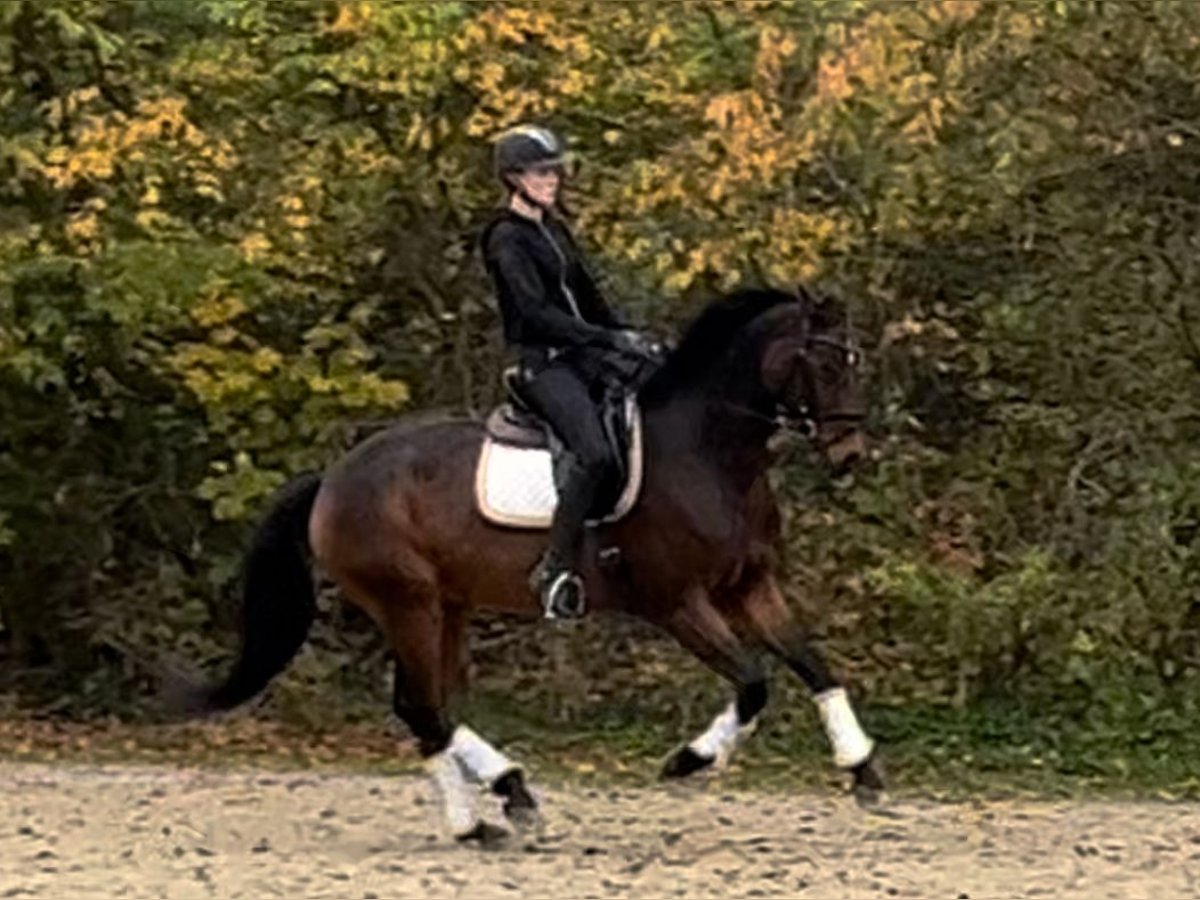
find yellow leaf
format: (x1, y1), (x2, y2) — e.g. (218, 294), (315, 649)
(239, 233), (271, 261)
(65, 213), (101, 244)
(647, 24), (672, 51)
(192, 295), (248, 328)
(663, 270), (695, 294)
(326, 0), (373, 35)
(252, 348), (282, 374)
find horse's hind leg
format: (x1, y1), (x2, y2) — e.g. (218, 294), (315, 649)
(733, 576), (884, 798)
(436, 605), (539, 828)
(657, 588), (769, 779)
(374, 599), (490, 844)
(356, 581), (509, 845)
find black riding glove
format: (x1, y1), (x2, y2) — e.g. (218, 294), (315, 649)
(609, 329), (662, 359)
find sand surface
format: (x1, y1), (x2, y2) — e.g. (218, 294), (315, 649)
(0, 762), (1196, 898)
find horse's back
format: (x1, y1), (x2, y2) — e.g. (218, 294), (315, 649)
(310, 414), (484, 567)
(333, 413), (480, 478)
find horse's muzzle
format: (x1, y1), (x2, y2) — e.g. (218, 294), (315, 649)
(821, 426), (867, 472)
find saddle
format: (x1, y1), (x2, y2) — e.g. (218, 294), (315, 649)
(475, 367), (645, 530)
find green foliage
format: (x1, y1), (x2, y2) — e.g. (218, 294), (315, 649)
(1, 0), (1198, 782)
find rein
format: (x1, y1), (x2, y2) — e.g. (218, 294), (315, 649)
(721, 399), (816, 436)
(718, 332), (863, 438)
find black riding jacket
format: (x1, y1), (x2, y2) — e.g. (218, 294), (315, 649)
(481, 208), (626, 381)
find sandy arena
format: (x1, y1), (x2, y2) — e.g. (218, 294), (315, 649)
(0, 763), (1196, 898)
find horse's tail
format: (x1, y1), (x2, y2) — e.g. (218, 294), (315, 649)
(185, 472), (322, 715)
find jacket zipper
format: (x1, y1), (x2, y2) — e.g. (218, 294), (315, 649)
(536, 220), (584, 320)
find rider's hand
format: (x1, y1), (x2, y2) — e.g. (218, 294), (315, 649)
(608, 329), (640, 354)
(611, 329), (661, 358)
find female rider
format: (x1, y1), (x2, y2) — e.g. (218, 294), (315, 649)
(480, 125), (649, 619)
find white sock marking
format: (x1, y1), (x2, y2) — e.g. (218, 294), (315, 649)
(688, 702), (757, 767)
(450, 725), (518, 785)
(425, 749), (478, 836)
(815, 687), (875, 768)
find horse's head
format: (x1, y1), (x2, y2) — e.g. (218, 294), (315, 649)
(641, 285), (869, 470)
(760, 288), (868, 471)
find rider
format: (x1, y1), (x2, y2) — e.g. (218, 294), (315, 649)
(480, 124), (649, 620)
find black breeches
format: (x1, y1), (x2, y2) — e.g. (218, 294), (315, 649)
(521, 364), (611, 559)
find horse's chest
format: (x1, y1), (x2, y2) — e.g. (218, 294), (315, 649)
(630, 461), (777, 595)
(675, 487), (772, 579)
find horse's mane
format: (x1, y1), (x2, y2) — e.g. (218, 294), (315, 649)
(641, 287), (797, 405)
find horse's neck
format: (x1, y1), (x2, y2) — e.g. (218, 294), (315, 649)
(643, 386), (775, 493)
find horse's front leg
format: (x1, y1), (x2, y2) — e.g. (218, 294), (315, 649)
(731, 574), (884, 800)
(655, 587), (768, 778)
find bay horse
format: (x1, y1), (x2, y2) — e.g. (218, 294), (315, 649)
(189, 286), (884, 843)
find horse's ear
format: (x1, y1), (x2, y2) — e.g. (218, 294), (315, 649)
(795, 283), (817, 313)
(814, 291), (847, 327)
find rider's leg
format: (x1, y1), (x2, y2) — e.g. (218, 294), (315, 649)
(521, 364), (611, 617)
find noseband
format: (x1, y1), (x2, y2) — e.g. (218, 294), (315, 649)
(780, 333), (864, 436)
(723, 332), (864, 438)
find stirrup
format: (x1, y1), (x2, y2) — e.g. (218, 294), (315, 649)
(540, 569), (585, 619)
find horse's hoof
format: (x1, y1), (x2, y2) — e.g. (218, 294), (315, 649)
(504, 800), (543, 831)
(850, 753), (886, 807)
(661, 746), (714, 779)
(493, 770), (541, 830)
(455, 821), (510, 848)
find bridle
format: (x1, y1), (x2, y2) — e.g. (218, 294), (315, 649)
(724, 332), (865, 440)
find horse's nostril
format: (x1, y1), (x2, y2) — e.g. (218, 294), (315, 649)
(824, 429), (867, 470)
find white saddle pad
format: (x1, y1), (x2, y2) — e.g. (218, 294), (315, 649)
(474, 398), (644, 529)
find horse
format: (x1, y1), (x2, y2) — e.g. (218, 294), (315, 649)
(187, 285), (883, 843)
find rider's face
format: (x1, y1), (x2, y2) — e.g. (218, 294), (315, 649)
(515, 166), (561, 207)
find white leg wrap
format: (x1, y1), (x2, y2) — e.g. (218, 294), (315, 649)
(425, 750), (478, 837)
(815, 687), (874, 768)
(689, 702), (757, 767)
(450, 725), (518, 785)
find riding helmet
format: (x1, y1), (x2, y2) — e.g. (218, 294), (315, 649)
(493, 125), (566, 183)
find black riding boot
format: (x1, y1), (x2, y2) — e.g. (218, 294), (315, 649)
(530, 457), (601, 619)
